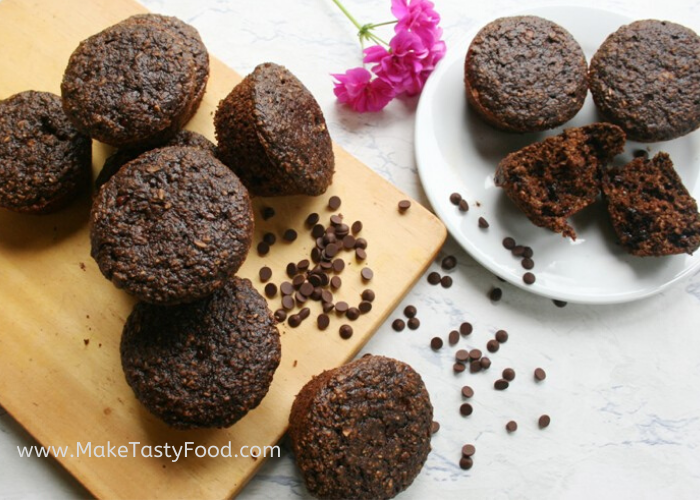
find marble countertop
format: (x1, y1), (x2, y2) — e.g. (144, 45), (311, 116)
(2, 0), (700, 498)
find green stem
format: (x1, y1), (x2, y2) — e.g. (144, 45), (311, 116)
(331, 0), (363, 30)
(367, 20), (398, 29)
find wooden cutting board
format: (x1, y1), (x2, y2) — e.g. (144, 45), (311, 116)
(0, 0), (446, 498)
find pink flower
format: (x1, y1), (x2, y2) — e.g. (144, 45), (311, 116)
(391, 0), (442, 47)
(332, 67), (396, 112)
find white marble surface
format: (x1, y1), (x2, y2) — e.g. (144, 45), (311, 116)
(2, 0), (700, 498)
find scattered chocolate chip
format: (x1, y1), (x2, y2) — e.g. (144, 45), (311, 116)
(459, 457), (473, 470)
(274, 309), (287, 322)
(361, 289), (375, 302)
(489, 287), (502, 302)
(502, 237), (516, 250)
(355, 248), (367, 261)
(553, 299), (568, 308)
(259, 266), (272, 282)
(355, 237), (368, 249)
(261, 206), (275, 220)
(322, 302), (335, 313)
(288, 314), (302, 328)
(330, 276), (342, 289)
(264, 283), (277, 298)
(448, 330), (460, 345)
(335, 301), (349, 313)
(455, 349), (470, 363)
(461, 444), (475, 457)
(449, 192), (462, 205)
(339, 324), (353, 339)
(512, 245), (525, 257)
(469, 361), (482, 373)
(294, 291), (307, 305)
(495, 329), (508, 343)
(633, 149), (649, 159)
(522, 247), (534, 259)
(427, 271), (441, 285)
(297, 259), (310, 271)
(392, 319), (406, 332)
(486, 339), (500, 353)
(453, 362), (466, 373)
(460, 322), (473, 336)
(299, 307), (311, 320)
(430, 337), (443, 350)
(431, 421), (440, 434)
(506, 420), (518, 433)
(404, 305), (417, 318)
(398, 200), (411, 212)
(321, 290), (333, 304)
(325, 243), (339, 258)
(440, 275), (453, 288)
(299, 282), (314, 297)
(361, 268), (374, 281)
(358, 301), (372, 314)
(311, 224), (325, 238)
(280, 282), (294, 296)
(286, 263), (298, 278)
(317, 314), (330, 330)
(341, 235), (356, 250)
(331, 259), (345, 273)
(478, 217), (489, 228)
(305, 213), (320, 227)
(458, 199), (469, 212)
(522, 258), (535, 270)
(281, 295), (295, 310)
(441, 255), (457, 270)
(538, 414), (551, 429)
(328, 196), (341, 210)
(479, 357), (491, 369)
(461, 386), (474, 398)
(283, 229), (298, 242)
(346, 307), (360, 321)
(469, 349), (482, 361)
(407, 317), (420, 330)
(523, 272), (536, 285)
(502, 368), (515, 381)
(263, 232), (276, 245)
(534, 368), (547, 381)
(292, 275), (305, 288)
(257, 241), (270, 256)
(494, 379), (509, 390)
(329, 215), (343, 226)
(351, 220), (363, 234)
(459, 403), (473, 416)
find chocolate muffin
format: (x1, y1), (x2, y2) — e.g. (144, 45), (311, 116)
(61, 14), (208, 148)
(289, 355), (433, 500)
(495, 123), (626, 239)
(215, 62), (334, 196)
(95, 130), (216, 189)
(464, 16), (588, 133)
(121, 276), (281, 429)
(0, 91), (91, 214)
(603, 152), (700, 256)
(90, 146), (253, 305)
(589, 20), (700, 142)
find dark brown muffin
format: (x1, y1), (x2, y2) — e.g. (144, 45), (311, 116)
(495, 123), (626, 239)
(121, 276), (281, 429)
(215, 62), (334, 196)
(0, 91), (91, 214)
(95, 130), (216, 189)
(61, 14), (208, 148)
(464, 16), (588, 133)
(289, 355), (433, 500)
(90, 146), (253, 305)
(589, 20), (700, 142)
(602, 152), (700, 256)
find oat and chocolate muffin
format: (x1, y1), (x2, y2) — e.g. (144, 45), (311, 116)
(289, 355), (433, 500)
(95, 130), (216, 189)
(215, 62), (334, 196)
(91, 146), (253, 305)
(61, 14), (208, 148)
(589, 20), (700, 142)
(603, 152), (700, 256)
(0, 91), (91, 214)
(121, 276), (281, 429)
(464, 16), (588, 133)
(495, 123), (626, 239)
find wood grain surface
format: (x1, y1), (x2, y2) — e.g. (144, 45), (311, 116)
(0, 0), (446, 498)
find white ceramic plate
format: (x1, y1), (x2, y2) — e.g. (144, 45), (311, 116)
(415, 5), (700, 304)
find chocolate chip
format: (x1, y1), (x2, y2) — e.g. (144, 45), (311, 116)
(261, 206), (275, 220)
(458, 199), (469, 212)
(341, 235), (356, 250)
(490, 287), (502, 302)
(288, 314), (301, 328)
(403, 305), (417, 318)
(325, 243), (339, 258)
(310, 247), (321, 263)
(495, 329), (508, 343)
(478, 217), (489, 228)
(506, 420), (518, 433)
(430, 337), (443, 350)
(281, 295), (295, 310)
(469, 361), (482, 373)
(538, 414), (551, 429)
(553, 299), (567, 308)
(330, 276), (342, 289)
(292, 275), (305, 288)
(297, 259), (310, 271)
(534, 368), (547, 381)
(522, 246), (534, 259)
(455, 349), (470, 363)
(469, 349), (482, 361)
(431, 421), (440, 434)
(494, 379), (509, 390)
(346, 307), (360, 320)
(355, 248), (367, 260)
(317, 314), (330, 330)
(263, 232), (276, 245)
(351, 221), (363, 234)
(487, 339), (500, 353)
(331, 259), (345, 273)
(523, 272), (536, 285)
(311, 224), (325, 238)
(321, 290), (333, 303)
(522, 258), (535, 270)
(264, 283), (277, 298)
(311, 287), (323, 301)
(449, 192), (462, 205)
(441, 255), (457, 270)
(355, 238), (368, 249)
(461, 444), (475, 457)
(512, 245), (525, 257)
(335, 301), (349, 313)
(359, 301), (372, 314)
(300, 282), (314, 297)
(460, 322), (473, 336)
(274, 309), (287, 322)
(459, 403), (473, 416)
(502, 368), (515, 381)
(502, 237), (516, 250)
(361, 289), (375, 302)
(427, 271), (441, 285)
(339, 324), (353, 339)
(328, 196), (341, 210)
(305, 213), (320, 227)
(257, 241), (270, 256)
(448, 330), (459, 345)
(461, 385), (474, 398)
(398, 200), (411, 212)
(453, 362), (466, 373)
(440, 275), (453, 288)
(330, 214), (343, 226)
(280, 282), (294, 296)
(479, 357), (491, 369)
(283, 229), (297, 242)
(459, 457), (473, 470)
(259, 266), (272, 282)
(361, 268), (374, 281)
(407, 317), (420, 330)
(295, 291), (307, 305)
(322, 303), (334, 313)
(286, 262), (298, 278)
(299, 307), (311, 320)
(392, 319), (406, 332)
(633, 149), (649, 159)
